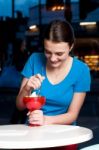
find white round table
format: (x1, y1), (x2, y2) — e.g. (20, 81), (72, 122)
(0, 124), (93, 149)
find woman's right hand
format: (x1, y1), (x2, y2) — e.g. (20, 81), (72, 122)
(24, 74), (45, 92)
(16, 74), (45, 110)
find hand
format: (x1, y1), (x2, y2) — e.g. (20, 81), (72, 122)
(25, 74), (45, 92)
(28, 110), (44, 126)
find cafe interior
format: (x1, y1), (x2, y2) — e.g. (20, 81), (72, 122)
(0, 0), (99, 149)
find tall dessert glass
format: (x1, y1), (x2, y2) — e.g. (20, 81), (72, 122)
(23, 96), (46, 126)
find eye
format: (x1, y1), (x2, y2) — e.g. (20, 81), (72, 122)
(56, 52), (64, 56)
(45, 50), (51, 55)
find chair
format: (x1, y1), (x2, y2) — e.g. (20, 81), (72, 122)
(80, 144), (99, 150)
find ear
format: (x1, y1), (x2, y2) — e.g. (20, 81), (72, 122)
(69, 44), (74, 52)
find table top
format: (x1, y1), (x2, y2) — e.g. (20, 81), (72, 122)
(0, 124), (93, 149)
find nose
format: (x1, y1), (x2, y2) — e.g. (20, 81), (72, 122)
(50, 54), (57, 62)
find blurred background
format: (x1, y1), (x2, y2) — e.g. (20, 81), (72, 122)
(0, 0), (99, 149)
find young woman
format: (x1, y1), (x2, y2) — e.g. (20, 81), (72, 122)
(16, 20), (91, 150)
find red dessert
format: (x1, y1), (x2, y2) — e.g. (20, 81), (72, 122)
(23, 96), (46, 111)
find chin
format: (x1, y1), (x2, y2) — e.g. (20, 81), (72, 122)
(49, 62), (61, 68)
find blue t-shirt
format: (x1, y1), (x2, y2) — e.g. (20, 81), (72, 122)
(22, 53), (91, 116)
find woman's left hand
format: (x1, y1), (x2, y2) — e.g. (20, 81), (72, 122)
(28, 110), (44, 126)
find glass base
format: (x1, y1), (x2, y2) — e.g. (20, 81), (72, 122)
(29, 123), (40, 127)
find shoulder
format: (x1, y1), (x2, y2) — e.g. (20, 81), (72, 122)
(27, 52), (46, 69)
(72, 57), (91, 92)
(30, 52), (45, 60)
(72, 57), (90, 79)
(73, 57), (90, 71)
(21, 53), (46, 78)
(27, 52), (46, 65)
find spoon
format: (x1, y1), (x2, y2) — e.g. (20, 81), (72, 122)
(37, 67), (44, 96)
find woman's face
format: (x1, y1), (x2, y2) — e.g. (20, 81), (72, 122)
(44, 40), (72, 68)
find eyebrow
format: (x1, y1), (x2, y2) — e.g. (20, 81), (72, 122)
(45, 48), (65, 53)
(44, 48), (50, 51)
(45, 49), (65, 55)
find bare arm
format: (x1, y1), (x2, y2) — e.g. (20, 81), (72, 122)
(44, 92), (86, 125)
(28, 92), (86, 125)
(16, 78), (31, 111)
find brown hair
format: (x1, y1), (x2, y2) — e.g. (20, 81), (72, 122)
(44, 20), (75, 47)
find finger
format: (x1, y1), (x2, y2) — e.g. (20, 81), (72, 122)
(29, 118), (43, 126)
(27, 111), (30, 116)
(29, 120), (41, 125)
(29, 110), (43, 121)
(29, 77), (41, 89)
(29, 110), (42, 118)
(28, 115), (41, 122)
(32, 78), (41, 88)
(36, 74), (45, 82)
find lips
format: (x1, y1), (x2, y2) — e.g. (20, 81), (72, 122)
(49, 60), (59, 64)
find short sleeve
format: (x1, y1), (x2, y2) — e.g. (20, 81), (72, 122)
(21, 54), (34, 78)
(73, 65), (91, 92)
